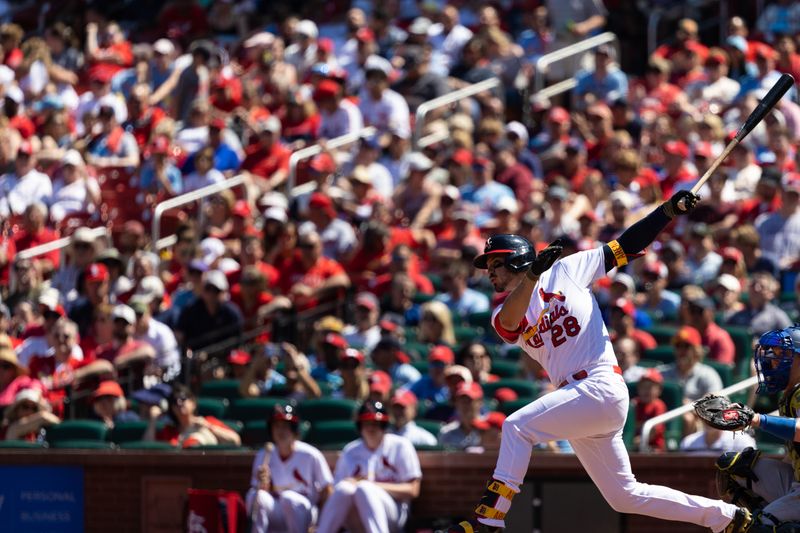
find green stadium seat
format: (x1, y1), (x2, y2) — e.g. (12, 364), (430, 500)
(219, 420), (245, 435)
(723, 326), (755, 379)
(200, 379), (242, 401)
(498, 398), (531, 416)
(415, 419), (443, 437)
(491, 359), (519, 378)
(196, 397), (228, 419)
(317, 381), (334, 397)
(427, 274), (443, 293)
(411, 360), (429, 375)
(467, 311), (492, 329)
(297, 398), (359, 423)
(482, 379), (538, 400)
(50, 440), (116, 449)
(405, 342), (430, 360)
(643, 346), (675, 365)
(241, 420), (269, 447)
(414, 443), (445, 451)
(47, 420), (107, 444)
(705, 360), (733, 388)
(502, 347), (522, 361)
(412, 293), (435, 305)
(305, 421), (358, 449)
(622, 404), (637, 451)
(454, 326), (481, 343)
(228, 398), (283, 422)
(756, 430), (787, 455)
(0, 440), (46, 448)
(118, 441), (176, 450)
(642, 325), (679, 345)
(109, 421), (148, 443)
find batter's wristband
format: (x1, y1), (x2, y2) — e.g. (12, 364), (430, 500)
(607, 240), (628, 267)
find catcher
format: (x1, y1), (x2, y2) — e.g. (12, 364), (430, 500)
(694, 326), (800, 532)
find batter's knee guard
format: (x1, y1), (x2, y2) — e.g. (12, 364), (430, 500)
(715, 447), (766, 510)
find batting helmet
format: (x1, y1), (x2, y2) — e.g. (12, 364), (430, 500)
(356, 400), (390, 430)
(473, 234), (536, 272)
(271, 403), (301, 433)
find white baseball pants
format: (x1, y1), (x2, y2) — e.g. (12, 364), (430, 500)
(492, 366), (740, 533)
(733, 457), (800, 523)
(246, 488), (313, 533)
(316, 479), (405, 533)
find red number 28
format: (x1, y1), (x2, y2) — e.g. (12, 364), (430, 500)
(551, 316), (581, 347)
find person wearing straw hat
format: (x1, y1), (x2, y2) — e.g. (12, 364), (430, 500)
(0, 334), (43, 408)
(0, 387), (60, 441)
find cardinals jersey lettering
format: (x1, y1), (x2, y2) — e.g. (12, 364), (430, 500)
(492, 247), (618, 386)
(779, 383), (800, 481)
(250, 441), (333, 505)
(334, 433), (421, 485)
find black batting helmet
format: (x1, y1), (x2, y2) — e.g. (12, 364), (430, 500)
(356, 400), (390, 430)
(473, 234), (536, 272)
(271, 403), (301, 433)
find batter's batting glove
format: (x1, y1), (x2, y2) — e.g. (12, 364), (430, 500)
(528, 238), (563, 277)
(663, 190), (700, 218)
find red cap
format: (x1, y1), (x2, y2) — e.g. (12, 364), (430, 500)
(640, 368), (664, 385)
(694, 141), (713, 159)
(635, 167), (660, 187)
(356, 27), (375, 43)
(368, 370), (392, 394)
(706, 49), (728, 65)
(85, 263), (109, 283)
(89, 66), (115, 84)
(493, 387), (518, 403)
(232, 200), (252, 218)
(429, 345), (455, 365)
(548, 106), (570, 124)
(313, 79), (340, 101)
(341, 348), (365, 364)
(455, 381), (483, 400)
(324, 333), (348, 349)
(355, 292), (379, 311)
(473, 411), (506, 431)
(150, 135), (170, 155)
(578, 210), (599, 222)
(93, 380), (124, 399)
(309, 192), (337, 217)
(754, 43), (777, 60)
(450, 148), (474, 166)
(721, 246), (743, 262)
(17, 141), (34, 156)
(643, 260), (667, 278)
(612, 298), (635, 318)
(663, 140), (690, 158)
(473, 156), (492, 168)
(390, 389), (417, 407)
(317, 37), (334, 54)
(209, 117), (227, 130)
(673, 325), (702, 347)
(228, 349), (252, 366)
(309, 153), (336, 173)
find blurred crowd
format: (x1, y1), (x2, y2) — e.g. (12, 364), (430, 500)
(0, 0), (798, 464)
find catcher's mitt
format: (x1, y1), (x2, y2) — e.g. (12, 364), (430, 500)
(693, 395), (755, 431)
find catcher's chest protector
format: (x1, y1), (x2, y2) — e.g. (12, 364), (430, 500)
(779, 383), (800, 482)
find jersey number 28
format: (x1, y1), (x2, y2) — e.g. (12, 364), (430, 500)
(551, 316), (581, 347)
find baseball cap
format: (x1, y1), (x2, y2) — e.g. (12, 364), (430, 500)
(112, 304), (136, 325)
(135, 275), (165, 302)
(204, 270), (229, 292)
(586, 103), (612, 121)
(316, 315), (344, 333)
(72, 227), (97, 245)
(93, 380), (124, 399)
(355, 292), (379, 311)
(612, 298), (636, 318)
(672, 325), (702, 347)
(726, 35), (748, 53)
(720, 247), (743, 263)
(716, 273), (742, 293)
(324, 332), (348, 349)
(313, 79), (340, 102)
(472, 411), (506, 431)
(85, 263), (109, 283)
(368, 370), (392, 395)
(429, 345), (455, 365)
(409, 16), (432, 35)
(228, 350), (252, 366)
(153, 38), (175, 56)
(688, 296), (715, 312)
(454, 381), (483, 400)
(495, 196), (519, 214)
(493, 387), (518, 403)
(232, 200), (252, 218)
(694, 141), (714, 159)
(341, 348), (365, 364)
(309, 152), (336, 173)
(62, 149), (84, 167)
(663, 140), (690, 158)
(505, 121), (529, 145)
(296, 19), (318, 39)
(263, 206), (288, 223)
(547, 186), (569, 201)
(611, 272), (635, 293)
(364, 55), (393, 77)
(642, 261), (668, 279)
(255, 116), (282, 135)
(635, 168), (661, 188)
(209, 117), (227, 130)
(450, 148), (474, 167)
(548, 106), (570, 124)
(390, 389), (417, 407)
(444, 364), (473, 384)
(407, 152), (434, 173)
(317, 37), (334, 54)
(131, 383), (172, 406)
(639, 368), (664, 385)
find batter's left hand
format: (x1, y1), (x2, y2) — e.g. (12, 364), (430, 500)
(664, 190), (700, 218)
(529, 239), (564, 276)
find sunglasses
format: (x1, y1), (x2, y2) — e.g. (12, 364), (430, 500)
(0, 362), (16, 371)
(298, 242), (316, 249)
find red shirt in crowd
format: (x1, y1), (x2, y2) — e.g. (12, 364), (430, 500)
(13, 228), (60, 269)
(156, 416), (232, 448)
(701, 322), (736, 366)
(0, 234), (15, 286)
(653, 40), (709, 62)
(279, 253), (347, 310)
(634, 397), (667, 451)
(241, 142), (291, 180)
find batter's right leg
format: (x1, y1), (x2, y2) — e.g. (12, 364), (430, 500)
(570, 432), (740, 533)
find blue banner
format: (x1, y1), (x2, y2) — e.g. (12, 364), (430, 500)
(0, 466), (84, 533)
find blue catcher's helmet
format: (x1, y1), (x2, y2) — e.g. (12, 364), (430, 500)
(754, 327), (800, 394)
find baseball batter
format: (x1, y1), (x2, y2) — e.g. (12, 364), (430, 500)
(246, 404), (333, 533)
(449, 190), (752, 533)
(316, 400), (422, 533)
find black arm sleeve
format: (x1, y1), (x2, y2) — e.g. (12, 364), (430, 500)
(603, 204), (672, 272)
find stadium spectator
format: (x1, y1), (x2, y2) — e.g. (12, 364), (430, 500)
(609, 298), (657, 353)
(727, 272), (793, 333)
(176, 270), (242, 359)
(301, 192), (357, 261)
(574, 44), (628, 108)
(731, 223), (778, 276)
(683, 296), (735, 366)
(685, 223), (723, 286)
(12, 203), (59, 276)
(358, 55), (410, 139)
(614, 336), (647, 384)
(632, 368), (667, 452)
(279, 230), (350, 311)
(755, 177), (800, 268)
(280, 342), (322, 401)
(242, 116), (291, 194)
(680, 425), (756, 453)
(239, 344), (286, 398)
(435, 262), (490, 320)
(713, 274), (745, 322)
(409, 345), (454, 403)
(390, 389), (437, 446)
(68, 262), (111, 336)
(48, 150), (101, 223)
(637, 260), (680, 322)
(90, 380), (138, 428)
(417, 301), (456, 346)
(458, 342), (499, 385)
(392, 152), (441, 229)
(370, 337), (421, 389)
(342, 292), (381, 353)
(659, 326), (723, 402)
(130, 297), (181, 382)
(182, 144), (226, 194)
(367, 370), (392, 403)
(0, 142), (51, 218)
(438, 381), (484, 450)
(756, 0), (800, 44)
(315, 79), (363, 140)
(146, 383), (240, 447)
(429, 5), (473, 75)
(85, 103), (140, 168)
(1, 387), (59, 441)
(338, 348), (369, 402)
(0, 335), (43, 408)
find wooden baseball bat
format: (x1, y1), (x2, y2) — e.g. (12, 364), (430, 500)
(690, 73), (795, 195)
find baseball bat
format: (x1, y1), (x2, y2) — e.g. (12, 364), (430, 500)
(690, 73), (795, 194)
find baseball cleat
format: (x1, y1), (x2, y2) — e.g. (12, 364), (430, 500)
(723, 507), (753, 533)
(447, 518), (503, 533)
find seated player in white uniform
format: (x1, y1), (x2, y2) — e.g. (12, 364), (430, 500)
(712, 326), (800, 532)
(246, 404), (333, 533)
(316, 400), (422, 533)
(448, 189), (757, 533)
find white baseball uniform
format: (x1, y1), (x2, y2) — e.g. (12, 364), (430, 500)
(316, 433), (422, 533)
(246, 441), (333, 533)
(489, 247), (740, 532)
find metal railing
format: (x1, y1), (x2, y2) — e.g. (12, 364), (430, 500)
(533, 32), (618, 93)
(151, 174), (247, 251)
(16, 226), (109, 261)
(412, 77), (501, 148)
(639, 375), (759, 452)
(286, 127), (376, 192)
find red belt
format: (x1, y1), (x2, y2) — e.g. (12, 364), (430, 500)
(558, 365), (622, 388)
